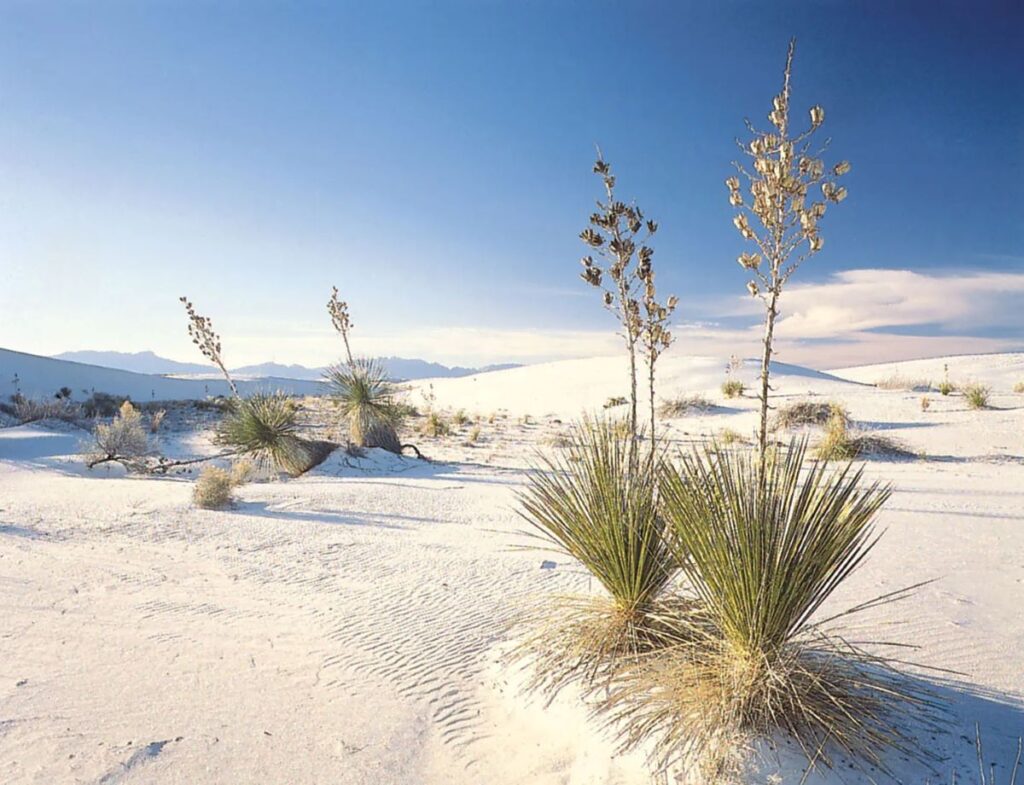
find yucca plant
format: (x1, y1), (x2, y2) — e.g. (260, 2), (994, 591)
(604, 441), (940, 778)
(216, 392), (327, 476)
(324, 359), (403, 453)
(514, 418), (678, 694)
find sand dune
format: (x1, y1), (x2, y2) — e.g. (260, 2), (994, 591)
(1, 353), (1023, 784)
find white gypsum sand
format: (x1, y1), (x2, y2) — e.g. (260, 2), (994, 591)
(1, 352), (1022, 784)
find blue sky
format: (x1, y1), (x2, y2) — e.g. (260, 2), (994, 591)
(1, 1), (1022, 367)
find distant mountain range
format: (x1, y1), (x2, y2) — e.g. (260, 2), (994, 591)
(52, 350), (520, 381)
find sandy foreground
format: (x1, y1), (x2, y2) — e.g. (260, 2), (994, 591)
(1, 354), (1022, 784)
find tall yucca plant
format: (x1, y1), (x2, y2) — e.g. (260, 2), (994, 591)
(324, 358), (403, 453)
(515, 419), (677, 691)
(606, 441), (939, 777)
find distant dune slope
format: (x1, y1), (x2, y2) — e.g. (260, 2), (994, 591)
(833, 352), (1024, 389)
(0, 348), (323, 401)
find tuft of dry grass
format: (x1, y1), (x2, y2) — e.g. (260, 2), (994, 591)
(148, 409), (166, 433)
(604, 396), (628, 409)
(658, 394), (714, 418)
(938, 380), (955, 396)
(230, 457), (256, 486)
(14, 396), (82, 424)
(876, 375), (932, 392)
(921, 396), (931, 412)
(773, 399), (848, 429)
(465, 425), (482, 445)
(721, 379), (745, 399)
(964, 383), (990, 410)
(420, 411), (451, 437)
(816, 413), (914, 461)
(718, 428), (746, 446)
(193, 465), (235, 509)
(1014, 381), (1024, 395)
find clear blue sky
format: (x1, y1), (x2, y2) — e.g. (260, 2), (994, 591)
(2, 1), (1022, 367)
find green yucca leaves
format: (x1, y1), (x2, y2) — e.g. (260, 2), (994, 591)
(324, 359), (403, 453)
(519, 418), (674, 617)
(216, 391), (323, 476)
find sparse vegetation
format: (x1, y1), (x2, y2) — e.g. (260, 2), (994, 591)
(720, 379), (744, 399)
(938, 380), (955, 396)
(89, 401), (150, 469)
(82, 392), (130, 418)
(193, 465), (235, 509)
(230, 457), (256, 486)
(14, 396), (81, 424)
(466, 425), (481, 445)
(773, 399), (847, 429)
(453, 409), (470, 426)
(727, 39), (850, 457)
(876, 375), (932, 392)
(921, 396), (931, 412)
(964, 383), (991, 410)
(718, 427), (745, 446)
(603, 395), (628, 409)
(148, 409), (166, 433)
(420, 411), (450, 437)
(1013, 381), (1024, 394)
(658, 394), (713, 417)
(324, 359), (403, 453)
(816, 412), (913, 461)
(216, 392), (327, 476)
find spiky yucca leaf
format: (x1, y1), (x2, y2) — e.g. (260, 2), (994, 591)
(217, 392), (326, 476)
(514, 419), (676, 691)
(324, 359), (403, 453)
(611, 441), (941, 777)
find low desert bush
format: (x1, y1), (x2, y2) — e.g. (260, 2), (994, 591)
(773, 399), (848, 429)
(515, 419), (676, 695)
(604, 395), (628, 409)
(921, 396), (931, 412)
(1014, 381), (1024, 394)
(607, 442), (935, 778)
(193, 465), (235, 509)
(718, 427), (745, 446)
(149, 409), (166, 433)
(324, 359), (403, 453)
(876, 375), (932, 392)
(15, 396), (81, 423)
(421, 411), (450, 437)
(658, 394), (713, 417)
(453, 409), (471, 426)
(964, 383), (990, 410)
(938, 380), (955, 396)
(721, 379), (744, 399)
(230, 457), (256, 486)
(92, 401), (149, 466)
(817, 413), (914, 461)
(466, 425), (482, 445)
(217, 392), (327, 476)
(81, 392), (129, 418)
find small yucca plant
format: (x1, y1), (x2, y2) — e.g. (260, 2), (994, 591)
(964, 383), (990, 410)
(607, 441), (938, 778)
(323, 359), (403, 453)
(217, 392), (325, 476)
(721, 379), (745, 399)
(515, 418), (677, 693)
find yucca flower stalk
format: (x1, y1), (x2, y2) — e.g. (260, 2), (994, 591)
(514, 418), (677, 693)
(324, 358), (404, 453)
(606, 441), (941, 778)
(579, 155), (663, 446)
(727, 40), (850, 459)
(327, 286), (354, 366)
(179, 296), (238, 396)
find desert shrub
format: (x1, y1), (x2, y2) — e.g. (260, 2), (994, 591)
(92, 401), (149, 465)
(515, 419), (675, 694)
(453, 409), (471, 426)
(921, 396), (931, 411)
(148, 409), (166, 433)
(15, 396), (81, 424)
(938, 380), (955, 396)
(718, 428), (745, 446)
(658, 394), (713, 417)
(1014, 381), (1024, 394)
(82, 392), (130, 418)
(193, 466), (235, 509)
(230, 457), (256, 486)
(466, 425), (482, 445)
(216, 392), (326, 476)
(324, 359), (403, 453)
(721, 379), (744, 399)
(964, 383), (990, 410)
(817, 414), (914, 461)
(612, 441), (934, 778)
(604, 396), (628, 409)
(420, 411), (450, 437)
(875, 375), (932, 392)
(774, 399), (847, 429)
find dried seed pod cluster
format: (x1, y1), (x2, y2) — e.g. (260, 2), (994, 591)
(179, 296), (238, 396)
(327, 286), (355, 366)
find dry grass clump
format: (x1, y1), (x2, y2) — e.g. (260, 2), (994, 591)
(515, 419), (676, 694)
(938, 380), (956, 396)
(876, 375), (932, 392)
(921, 396), (931, 411)
(452, 409), (471, 426)
(964, 383), (991, 410)
(602, 442), (937, 779)
(216, 392), (328, 476)
(718, 428), (746, 446)
(604, 395), (628, 409)
(658, 394), (714, 417)
(773, 399), (847, 429)
(193, 465), (235, 509)
(420, 411), (451, 437)
(230, 457), (256, 485)
(1013, 381), (1024, 394)
(14, 396), (82, 424)
(721, 379), (745, 399)
(148, 409), (166, 433)
(91, 401), (149, 468)
(324, 359), (404, 453)
(816, 413), (914, 461)
(465, 425), (482, 445)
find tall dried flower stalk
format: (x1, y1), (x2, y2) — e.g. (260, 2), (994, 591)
(327, 286), (354, 366)
(179, 296), (237, 396)
(580, 154), (673, 444)
(727, 39), (850, 458)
